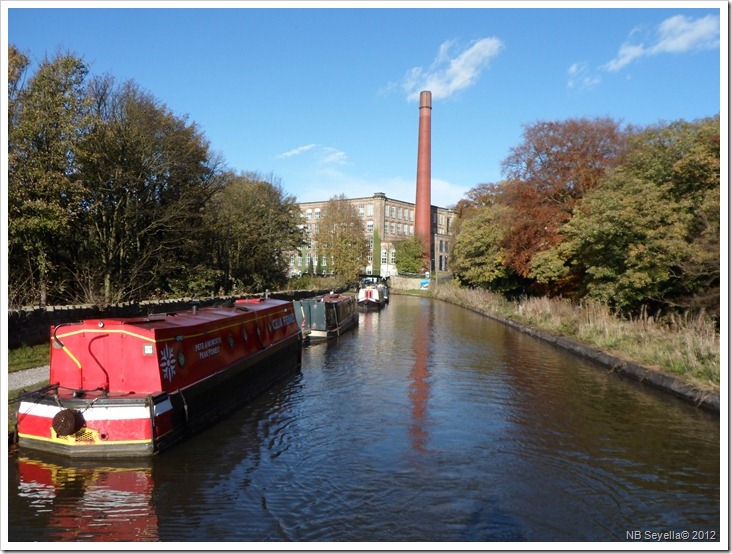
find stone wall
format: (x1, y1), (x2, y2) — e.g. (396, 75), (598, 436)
(389, 275), (429, 291)
(8, 290), (332, 349)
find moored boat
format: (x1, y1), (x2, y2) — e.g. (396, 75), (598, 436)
(14, 297), (302, 458)
(356, 276), (388, 311)
(294, 292), (358, 342)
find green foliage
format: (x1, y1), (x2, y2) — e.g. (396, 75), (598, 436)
(8, 50), (92, 305)
(75, 77), (225, 303)
(203, 172), (304, 294)
(453, 114), (719, 319)
(451, 204), (520, 293)
(393, 236), (427, 274)
(533, 116), (720, 315)
(558, 173), (693, 311)
(7, 44), (309, 306)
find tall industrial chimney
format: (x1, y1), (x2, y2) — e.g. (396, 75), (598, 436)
(414, 90), (432, 270)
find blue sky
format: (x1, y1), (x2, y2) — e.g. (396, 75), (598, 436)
(4, 2), (725, 208)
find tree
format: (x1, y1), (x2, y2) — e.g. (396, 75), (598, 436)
(451, 204), (522, 293)
(498, 117), (627, 279)
(75, 77), (226, 303)
(393, 236), (428, 274)
(314, 194), (368, 282)
(532, 116), (720, 315)
(8, 50), (92, 305)
(203, 172), (303, 294)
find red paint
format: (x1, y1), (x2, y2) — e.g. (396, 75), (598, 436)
(415, 90), (432, 263)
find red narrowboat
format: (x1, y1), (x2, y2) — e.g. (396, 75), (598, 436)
(15, 298), (302, 458)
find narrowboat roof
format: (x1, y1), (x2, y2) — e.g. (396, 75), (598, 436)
(73, 298), (289, 332)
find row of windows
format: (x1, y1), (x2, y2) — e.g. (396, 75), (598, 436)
(302, 203), (417, 222)
(292, 249), (399, 267)
(302, 221), (415, 237)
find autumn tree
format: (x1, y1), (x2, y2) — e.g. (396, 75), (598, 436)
(531, 116), (720, 315)
(498, 117), (627, 281)
(314, 194), (368, 282)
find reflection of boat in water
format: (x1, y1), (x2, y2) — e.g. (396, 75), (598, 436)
(14, 454), (158, 541)
(15, 297), (302, 458)
(294, 293), (358, 342)
(356, 275), (389, 311)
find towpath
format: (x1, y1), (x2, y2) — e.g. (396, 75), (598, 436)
(8, 366), (49, 392)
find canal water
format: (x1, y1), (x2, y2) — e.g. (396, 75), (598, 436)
(6, 295), (720, 544)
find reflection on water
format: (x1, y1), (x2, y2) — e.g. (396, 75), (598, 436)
(12, 455), (158, 541)
(7, 295), (720, 543)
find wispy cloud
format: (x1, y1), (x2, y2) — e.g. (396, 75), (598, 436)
(567, 13), (719, 89)
(401, 37), (504, 102)
(603, 14), (719, 72)
(567, 62), (601, 90)
(276, 144), (348, 165)
(276, 144), (317, 159)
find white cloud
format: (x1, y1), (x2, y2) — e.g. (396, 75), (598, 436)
(604, 14), (719, 72)
(319, 147), (348, 165)
(276, 144), (317, 159)
(402, 37), (504, 102)
(276, 144), (348, 165)
(567, 61), (601, 90)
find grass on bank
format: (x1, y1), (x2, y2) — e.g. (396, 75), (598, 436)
(9, 343), (49, 373)
(429, 280), (720, 392)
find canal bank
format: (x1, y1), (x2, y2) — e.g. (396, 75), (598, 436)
(396, 284), (720, 415)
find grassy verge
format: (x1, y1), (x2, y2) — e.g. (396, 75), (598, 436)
(9, 344), (49, 373)
(429, 280), (720, 392)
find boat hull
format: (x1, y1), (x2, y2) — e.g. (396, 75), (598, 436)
(294, 293), (358, 342)
(15, 298), (302, 458)
(16, 333), (301, 458)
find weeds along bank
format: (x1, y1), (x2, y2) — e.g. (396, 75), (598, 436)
(428, 281), (719, 413)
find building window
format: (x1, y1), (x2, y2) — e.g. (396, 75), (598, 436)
(397, 207), (402, 220)
(381, 250), (387, 264)
(306, 209), (312, 220)
(385, 205), (389, 217)
(367, 221), (373, 232)
(368, 237), (374, 249)
(397, 223), (402, 234)
(390, 222), (395, 235)
(366, 204), (374, 217)
(390, 206), (396, 218)
(314, 209), (320, 220)
(358, 204), (364, 217)
(390, 249), (396, 264)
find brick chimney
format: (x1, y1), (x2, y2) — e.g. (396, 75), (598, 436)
(414, 90), (432, 269)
